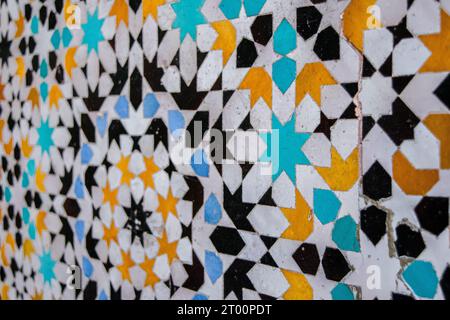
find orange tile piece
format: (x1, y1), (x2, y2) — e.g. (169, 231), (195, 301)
(424, 114), (450, 169)
(393, 150), (439, 195)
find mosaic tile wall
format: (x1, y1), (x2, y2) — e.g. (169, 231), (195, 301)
(0, 0), (449, 300)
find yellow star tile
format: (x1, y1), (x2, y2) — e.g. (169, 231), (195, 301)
(296, 62), (336, 106)
(117, 154), (133, 186)
(240, 68), (272, 108)
(5, 233), (15, 253)
(343, 0), (379, 52)
(1, 234), (15, 267)
(0, 119), (4, 143)
(281, 190), (313, 242)
(110, 0), (129, 27)
(139, 156), (159, 190)
(140, 257), (159, 287)
(23, 239), (35, 259)
(21, 135), (33, 158)
(1, 284), (10, 300)
(0, 83), (4, 101)
(157, 189), (179, 221)
(15, 12), (24, 38)
(212, 20), (236, 65)
(65, 47), (78, 78)
(143, 0), (166, 21)
(64, 0), (73, 23)
(28, 87), (40, 109)
(31, 292), (44, 300)
(16, 57), (25, 82)
(117, 250), (134, 282)
(158, 231), (178, 265)
(36, 210), (47, 237)
(102, 182), (119, 211)
(4, 137), (13, 156)
(316, 147), (360, 191)
(1, 244), (8, 266)
(49, 85), (63, 109)
(36, 166), (46, 192)
(282, 270), (313, 300)
(103, 221), (119, 247)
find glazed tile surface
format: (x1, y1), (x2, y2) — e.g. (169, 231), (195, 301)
(0, 0), (449, 300)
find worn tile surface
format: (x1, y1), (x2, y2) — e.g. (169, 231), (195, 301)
(0, 0), (449, 300)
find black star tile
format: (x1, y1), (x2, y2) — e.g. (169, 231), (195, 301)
(388, 17), (413, 46)
(314, 112), (336, 139)
(224, 259), (255, 300)
(124, 199), (152, 245)
(378, 98), (420, 146)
